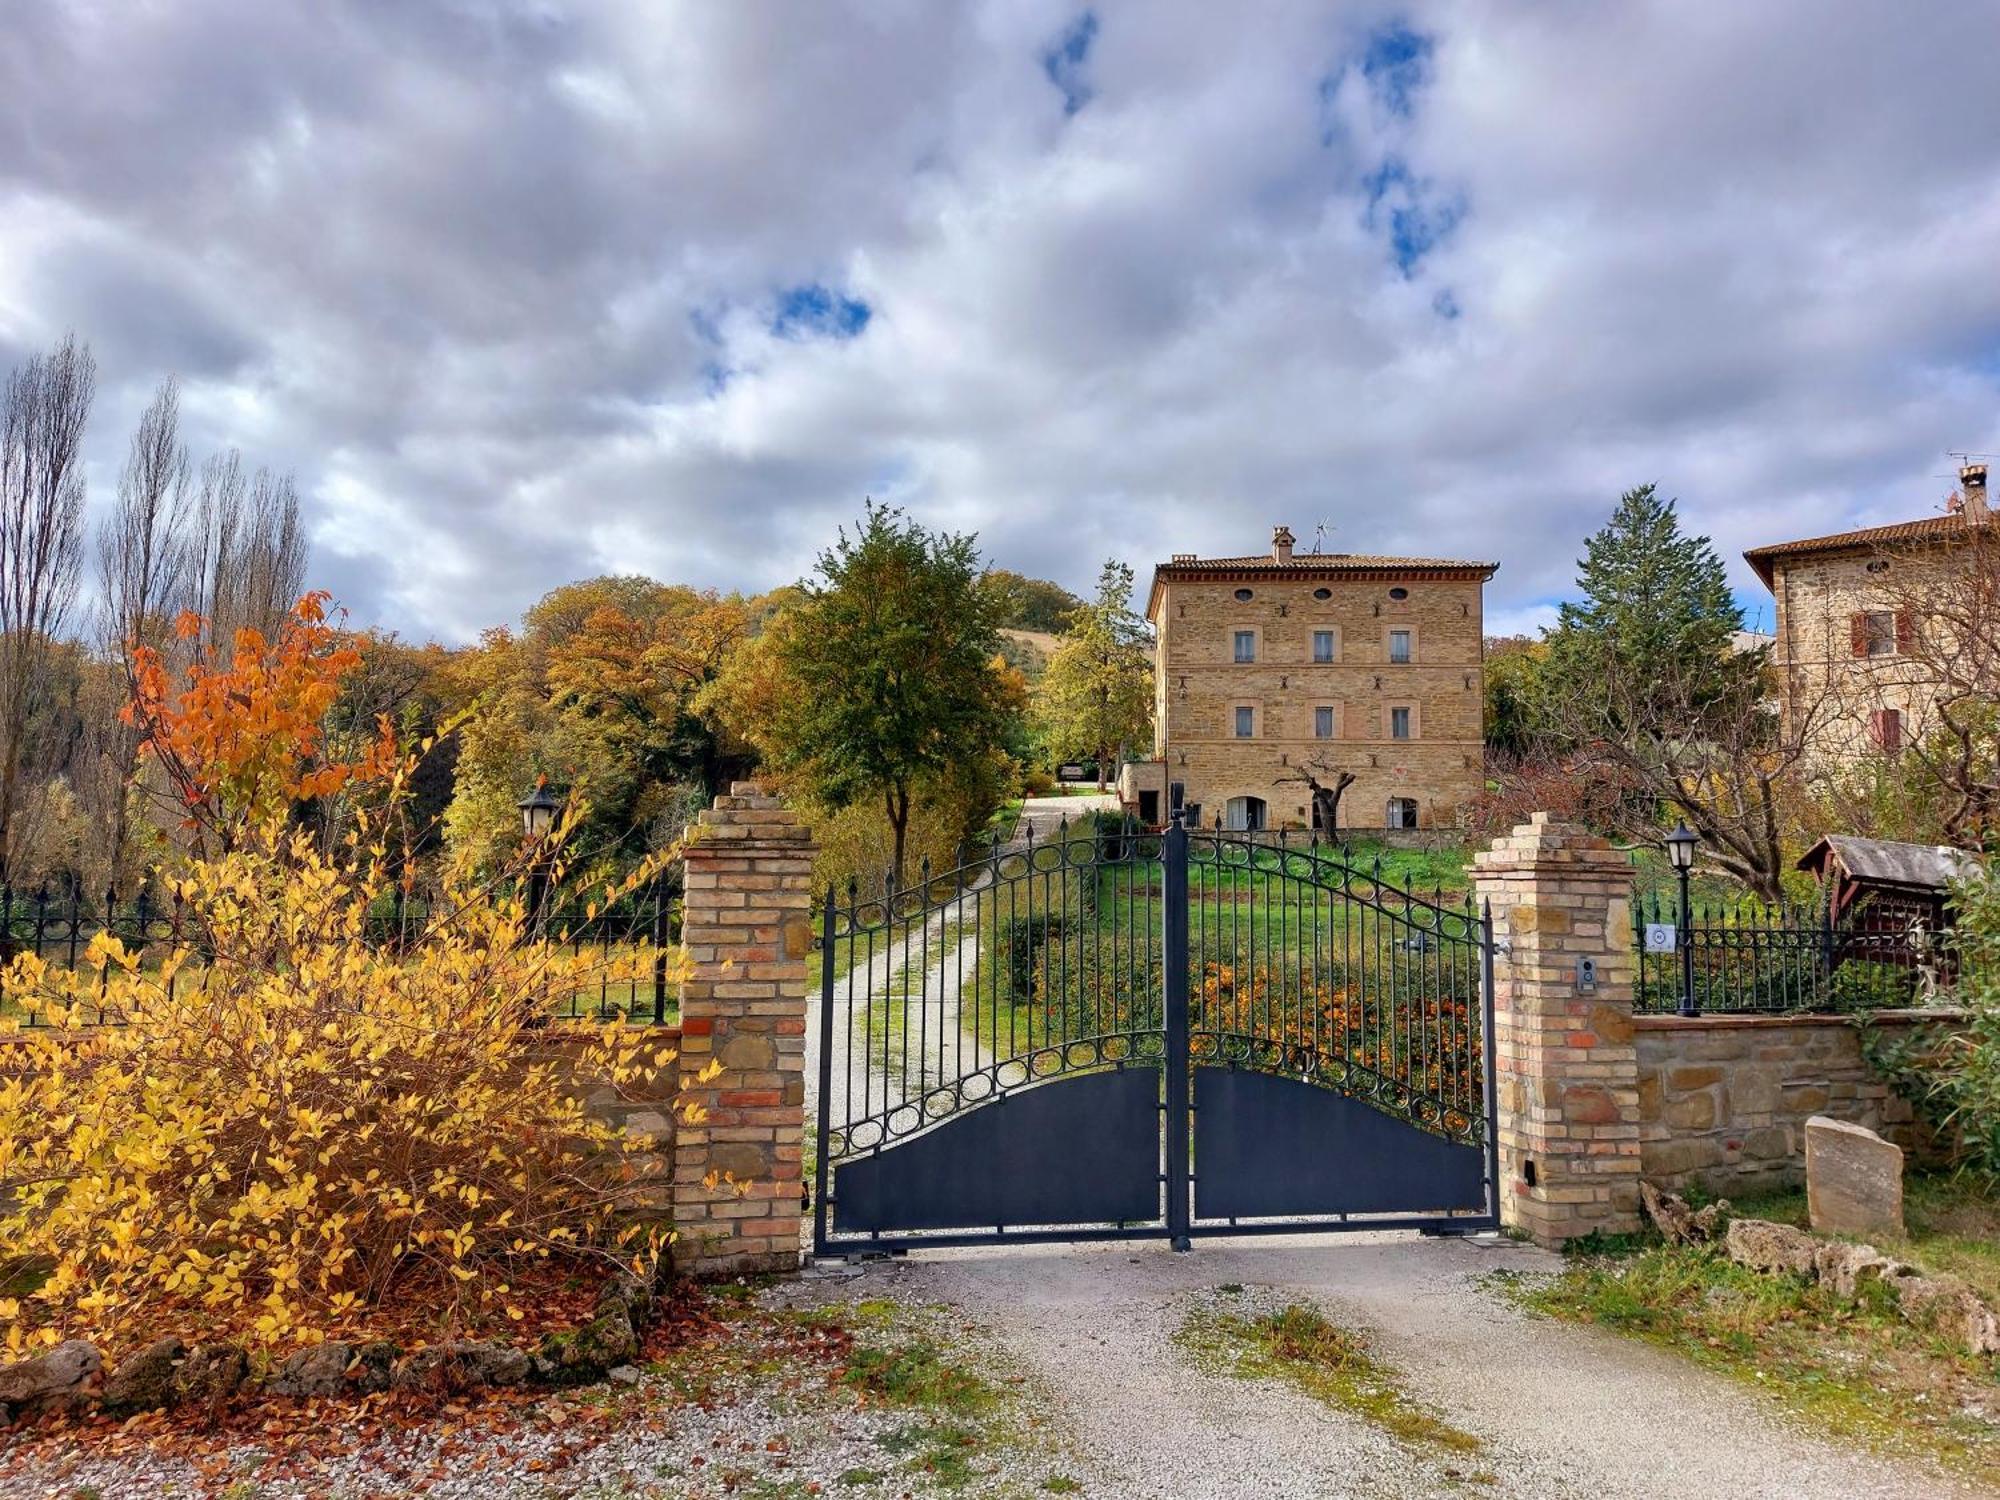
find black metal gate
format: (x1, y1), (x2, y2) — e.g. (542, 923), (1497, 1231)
(812, 816), (1496, 1255)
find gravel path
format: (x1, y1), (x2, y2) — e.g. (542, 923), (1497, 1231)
(835, 1232), (1986, 1500)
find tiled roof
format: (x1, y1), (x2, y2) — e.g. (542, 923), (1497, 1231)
(1145, 549), (1496, 620)
(1743, 513), (1977, 587)
(1156, 552), (1495, 574)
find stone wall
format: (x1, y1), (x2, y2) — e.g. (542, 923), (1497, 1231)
(1636, 1010), (1942, 1197)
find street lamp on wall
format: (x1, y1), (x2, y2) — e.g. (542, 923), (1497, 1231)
(1665, 824), (1698, 1017)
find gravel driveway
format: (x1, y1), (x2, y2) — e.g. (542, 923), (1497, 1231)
(834, 1230), (1982, 1500)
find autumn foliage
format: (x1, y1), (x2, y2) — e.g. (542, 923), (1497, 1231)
(125, 592), (398, 839)
(0, 597), (700, 1356)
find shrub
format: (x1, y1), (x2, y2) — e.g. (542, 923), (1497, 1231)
(1877, 854), (2000, 1172)
(0, 599), (710, 1357)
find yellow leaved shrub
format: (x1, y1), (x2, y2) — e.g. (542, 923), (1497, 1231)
(0, 597), (710, 1357)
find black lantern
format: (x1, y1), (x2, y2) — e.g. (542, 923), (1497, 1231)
(1664, 824), (1697, 873)
(517, 782), (561, 839)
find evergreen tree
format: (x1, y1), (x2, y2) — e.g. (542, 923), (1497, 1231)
(1032, 561), (1153, 790)
(1543, 483), (1763, 737)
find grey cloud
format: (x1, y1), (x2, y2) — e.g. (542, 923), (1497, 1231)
(0, 0), (1995, 642)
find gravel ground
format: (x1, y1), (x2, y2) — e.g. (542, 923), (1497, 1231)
(4, 1232), (1988, 1498)
(839, 1231), (1991, 1500)
(0, 1285), (1083, 1500)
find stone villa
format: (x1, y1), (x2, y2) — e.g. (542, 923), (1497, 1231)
(1117, 526), (1495, 832)
(1744, 461), (1992, 761)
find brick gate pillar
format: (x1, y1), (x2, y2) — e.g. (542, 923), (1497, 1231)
(672, 781), (816, 1276)
(1471, 814), (1643, 1247)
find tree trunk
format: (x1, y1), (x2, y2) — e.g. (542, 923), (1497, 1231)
(887, 781), (910, 892)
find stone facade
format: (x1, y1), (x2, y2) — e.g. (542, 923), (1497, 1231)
(1634, 1010), (1938, 1197)
(1471, 815), (1643, 1246)
(671, 782), (816, 1276)
(1747, 461), (1992, 763)
(1126, 526), (1494, 832)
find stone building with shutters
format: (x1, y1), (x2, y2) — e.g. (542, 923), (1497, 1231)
(1116, 526), (1495, 833)
(1744, 461), (1994, 762)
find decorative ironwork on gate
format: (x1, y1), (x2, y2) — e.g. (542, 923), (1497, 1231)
(812, 814), (1496, 1255)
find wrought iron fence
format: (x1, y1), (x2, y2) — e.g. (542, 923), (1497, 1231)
(1630, 893), (1949, 1015)
(0, 875), (680, 1026)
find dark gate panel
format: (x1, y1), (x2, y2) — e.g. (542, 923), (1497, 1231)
(833, 1067), (1160, 1236)
(1191, 1065), (1485, 1221)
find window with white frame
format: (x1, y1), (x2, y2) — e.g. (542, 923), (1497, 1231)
(1312, 629), (1336, 663)
(1234, 705), (1256, 738)
(1388, 628), (1412, 664)
(1314, 705), (1335, 739)
(1233, 629), (1256, 663)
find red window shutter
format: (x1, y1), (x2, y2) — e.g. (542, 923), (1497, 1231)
(1895, 610), (1914, 653)
(1849, 613), (1867, 656)
(1884, 708), (1903, 752)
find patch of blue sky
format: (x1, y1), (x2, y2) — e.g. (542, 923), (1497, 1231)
(1364, 157), (1463, 275)
(771, 284), (871, 341)
(1360, 23), (1432, 118)
(1043, 11), (1098, 116)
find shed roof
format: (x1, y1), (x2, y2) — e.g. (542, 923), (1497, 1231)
(1797, 834), (1982, 891)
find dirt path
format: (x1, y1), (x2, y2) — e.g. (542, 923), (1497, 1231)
(804, 793), (1118, 1142)
(831, 1232), (1978, 1500)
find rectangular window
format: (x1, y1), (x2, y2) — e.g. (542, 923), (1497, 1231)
(1870, 707), (1904, 753)
(1852, 611), (1898, 658)
(1390, 706), (1412, 740)
(1234, 705), (1255, 738)
(1314, 706), (1335, 739)
(1312, 629), (1336, 663)
(1233, 630), (1256, 663)
(1387, 797), (1419, 829)
(1388, 629), (1412, 664)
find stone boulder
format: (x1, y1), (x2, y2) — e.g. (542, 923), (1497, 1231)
(348, 1340), (397, 1394)
(537, 1300), (638, 1385)
(1724, 1218), (1820, 1279)
(100, 1335), (188, 1416)
(1639, 1181), (1728, 1245)
(1805, 1116), (1904, 1238)
(0, 1339), (103, 1417)
(267, 1341), (355, 1399)
(1812, 1240), (1904, 1301)
(394, 1340), (532, 1392)
(1896, 1274), (2000, 1357)
(176, 1343), (249, 1403)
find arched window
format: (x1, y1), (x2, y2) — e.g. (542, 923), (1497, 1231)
(1224, 796), (1267, 831)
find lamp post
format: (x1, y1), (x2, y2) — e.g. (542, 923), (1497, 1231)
(517, 783), (561, 936)
(1665, 823), (1698, 1017)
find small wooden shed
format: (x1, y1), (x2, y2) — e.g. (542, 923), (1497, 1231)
(1797, 834), (1979, 944)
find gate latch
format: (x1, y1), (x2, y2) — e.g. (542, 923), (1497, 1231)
(1575, 956), (1599, 994)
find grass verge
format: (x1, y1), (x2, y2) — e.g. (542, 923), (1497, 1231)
(1497, 1195), (2000, 1481)
(1177, 1295), (1487, 1468)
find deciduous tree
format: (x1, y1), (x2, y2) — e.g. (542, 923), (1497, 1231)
(1032, 560), (1152, 790)
(715, 503), (1013, 885)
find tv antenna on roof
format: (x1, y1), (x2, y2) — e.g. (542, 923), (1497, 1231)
(1311, 521), (1330, 554)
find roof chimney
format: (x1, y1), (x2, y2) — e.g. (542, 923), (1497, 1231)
(1272, 525), (1295, 563)
(1962, 462), (1990, 525)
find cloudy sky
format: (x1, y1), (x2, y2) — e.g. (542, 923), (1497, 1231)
(3, 1), (1998, 643)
